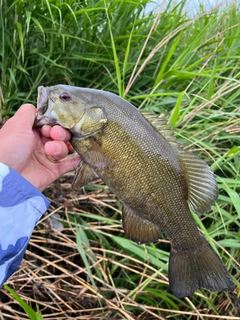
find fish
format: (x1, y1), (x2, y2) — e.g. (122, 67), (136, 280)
(34, 84), (234, 298)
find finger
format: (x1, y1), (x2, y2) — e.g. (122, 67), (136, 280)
(44, 141), (69, 160)
(14, 104), (36, 126)
(50, 125), (71, 142)
(41, 136), (52, 145)
(41, 125), (52, 138)
(37, 155), (81, 191)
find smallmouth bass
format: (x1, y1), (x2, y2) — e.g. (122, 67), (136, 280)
(35, 85), (234, 298)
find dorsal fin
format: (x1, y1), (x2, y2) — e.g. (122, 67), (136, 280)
(141, 111), (177, 147)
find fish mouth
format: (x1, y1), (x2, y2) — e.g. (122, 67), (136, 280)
(34, 86), (58, 127)
(34, 86), (54, 127)
(34, 114), (57, 127)
(34, 101), (58, 127)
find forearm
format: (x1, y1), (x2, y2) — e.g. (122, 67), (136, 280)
(0, 163), (50, 286)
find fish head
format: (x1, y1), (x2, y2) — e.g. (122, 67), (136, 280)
(35, 85), (107, 138)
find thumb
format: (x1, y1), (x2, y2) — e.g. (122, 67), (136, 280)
(14, 104), (37, 127)
(56, 155), (81, 177)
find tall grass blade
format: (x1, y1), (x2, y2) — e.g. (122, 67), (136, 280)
(4, 284), (42, 320)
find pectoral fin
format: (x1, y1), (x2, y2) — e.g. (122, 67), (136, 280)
(71, 137), (107, 168)
(122, 205), (161, 244)
(178, 150), (218, 215)
(72, 161), (99, 190)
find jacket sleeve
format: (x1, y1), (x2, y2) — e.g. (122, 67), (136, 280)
(0, 163), (50, 287)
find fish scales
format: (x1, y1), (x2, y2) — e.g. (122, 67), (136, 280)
(93, 109), (197, 245)
(35, 84), (234, 298)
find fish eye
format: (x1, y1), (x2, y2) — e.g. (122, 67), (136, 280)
(60, 92), (71, 102)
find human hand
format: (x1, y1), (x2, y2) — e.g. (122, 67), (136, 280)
(0, 104), (81, 191)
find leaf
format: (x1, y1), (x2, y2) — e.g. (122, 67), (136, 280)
(111, 235), (168, 270)
(15, 22), (24, 62)
(168, 91), (184, 128)
(75, 224), (101, 293)
(154, 31), (183, 85)
(219, 182), (240, 219)
(26, 11), (31, 34)
(219, 239), (240, 248)
(4, 285), (41, 320)
(104, 0), (123, 97)
(31, 17), (45, 43)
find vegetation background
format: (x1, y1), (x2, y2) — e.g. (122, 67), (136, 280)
(0, 0), (239, 319)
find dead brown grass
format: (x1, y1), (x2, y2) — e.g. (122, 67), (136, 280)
(0, 174), (239, 319)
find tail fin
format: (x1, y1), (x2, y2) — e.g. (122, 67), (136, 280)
(169, 239), (234, 298)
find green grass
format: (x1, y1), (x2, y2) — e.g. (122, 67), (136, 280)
(0, 0), (240, 319)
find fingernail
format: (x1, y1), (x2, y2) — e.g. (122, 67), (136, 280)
(48, 141), (62, 154)
(57, 126), (66, 140)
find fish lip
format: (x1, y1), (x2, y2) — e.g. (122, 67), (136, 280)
(35, 86), (57, 127)
(34, 114), (57, 127)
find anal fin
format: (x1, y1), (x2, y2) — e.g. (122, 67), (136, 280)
(122, 204), (161, 244)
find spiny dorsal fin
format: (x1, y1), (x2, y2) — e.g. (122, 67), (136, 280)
(141, 110), (177, 147)
(178, 149), (218, 215)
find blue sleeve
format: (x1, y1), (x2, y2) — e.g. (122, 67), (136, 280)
(0, 163), (50, 286)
